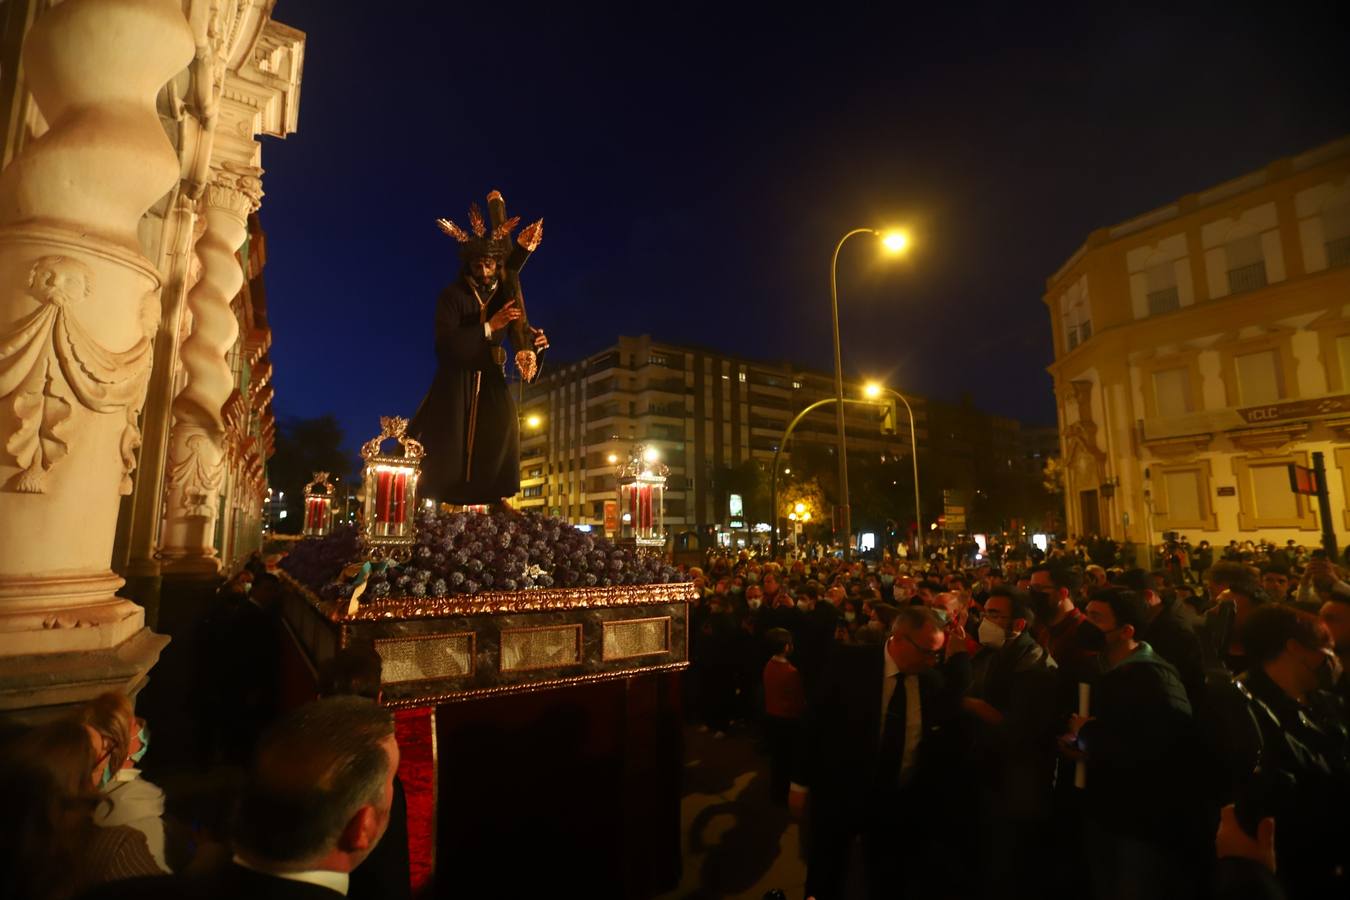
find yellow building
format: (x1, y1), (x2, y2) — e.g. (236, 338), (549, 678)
(1046, 136), (1350, 554)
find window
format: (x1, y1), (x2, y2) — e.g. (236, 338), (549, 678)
(1226, 234), (1267, 294)
(1233, 454), (1316, 531)
(792, 381), (802, 390)
(1250, 465), (1297, 520)
(1326, 203), (1350, 268)
(522, 486), (543, 498)
(1146, 261), (1180, 315)
(738, 371), (747, 383)
(1162, 471), (1201, 523)
(1234, 349), (1282, 406)
(649, 353), (668, 367)
(1152, 367), (1192, 418)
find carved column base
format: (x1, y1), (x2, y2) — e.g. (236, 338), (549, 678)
(159, 422), (225, 574)
(0, 625), (168, 722)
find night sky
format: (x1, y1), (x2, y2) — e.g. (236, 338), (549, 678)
(259, 2), (1348, 451)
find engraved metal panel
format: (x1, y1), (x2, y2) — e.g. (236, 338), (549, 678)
(602, 616), (671, 661)
(499, 624), (582, 672)
(376, 633), (475, 684)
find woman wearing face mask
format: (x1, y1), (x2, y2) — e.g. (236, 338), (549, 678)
(80, 692), (170, 872)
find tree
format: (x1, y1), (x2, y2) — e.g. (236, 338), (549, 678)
(268, 415), (356, 534)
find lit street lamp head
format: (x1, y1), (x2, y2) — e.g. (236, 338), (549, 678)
(879, 229), (910, 255)
(525, 414), (542, 429)
(864, 382), (882, 398)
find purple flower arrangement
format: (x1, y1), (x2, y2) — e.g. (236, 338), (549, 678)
(281, 509), (684, 603)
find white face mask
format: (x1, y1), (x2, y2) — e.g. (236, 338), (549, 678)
(978, 618), (1007, 649)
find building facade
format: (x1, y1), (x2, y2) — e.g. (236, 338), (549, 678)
(516, 335), (928, 541)
(0, 0), (302, 717)
(1046, 137), (1350, 553)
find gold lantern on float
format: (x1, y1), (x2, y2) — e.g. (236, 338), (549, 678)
(302, 471), (335, 537)
(360, 416), (424, 559)
(617, 444), (668, 548)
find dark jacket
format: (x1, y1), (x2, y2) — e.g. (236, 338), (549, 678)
(969, 633), (1061, 821)
(79, 862), (344, 899)
(1141, 595), (1206, 704)
(793, 642), (971, 819)
(1075, 643), (1204, 845)
(1222, 667), (1350, 899)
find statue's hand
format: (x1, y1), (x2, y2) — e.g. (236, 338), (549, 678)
(516, 350), (538, 382)
(531, 327), (549, 352)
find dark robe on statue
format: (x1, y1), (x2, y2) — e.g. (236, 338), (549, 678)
(410, 274), (520, 504)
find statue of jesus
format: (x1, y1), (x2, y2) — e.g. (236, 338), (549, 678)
(409, 192), (547, 506)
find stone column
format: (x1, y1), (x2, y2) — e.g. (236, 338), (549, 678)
(0, 0), (192, 713)
(159, 166), (260, 575)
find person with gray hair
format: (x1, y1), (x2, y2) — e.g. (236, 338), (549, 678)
(80, 696), (400, 900)
(788, 603), (971, 899)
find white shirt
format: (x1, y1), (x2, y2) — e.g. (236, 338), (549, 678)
(232, 855), (349, 896)
(880, 642), (923, 784)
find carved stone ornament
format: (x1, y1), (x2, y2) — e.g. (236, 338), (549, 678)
(0, 256), (152, 493)
(167, 432), (225, 518)
(202, 162), (264, 218)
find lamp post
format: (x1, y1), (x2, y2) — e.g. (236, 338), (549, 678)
(770, 396), (889, 558)
(865, 382), (922, 555)
(830, 227), (910, 558)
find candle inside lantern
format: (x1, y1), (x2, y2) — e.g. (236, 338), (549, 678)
(376, 468), (393, 530)
(393, 469), (408, 528)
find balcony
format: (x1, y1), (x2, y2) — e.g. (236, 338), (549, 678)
(1328, 236), (1350, 269)
(1147, 286), (1180, 316)
(1227, 261), (1267, 294)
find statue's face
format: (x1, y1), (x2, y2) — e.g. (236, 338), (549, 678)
(470, 255), (498, 284)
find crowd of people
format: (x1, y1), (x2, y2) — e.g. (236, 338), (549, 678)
(4, 534), (1347, 900)
(688, 539), (1350, 900)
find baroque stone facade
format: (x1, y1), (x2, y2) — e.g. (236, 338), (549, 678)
(0, 0), (303, 718)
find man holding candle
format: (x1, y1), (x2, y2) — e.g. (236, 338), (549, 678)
(1060, 586), (1206, 900)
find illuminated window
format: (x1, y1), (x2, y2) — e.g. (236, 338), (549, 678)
(1234, 350), (1282, 406)
(1152, 367), (1193, 418)
(738, 371), (747, 383)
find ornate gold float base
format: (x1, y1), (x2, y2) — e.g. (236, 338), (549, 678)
(278, 576), (693, 707)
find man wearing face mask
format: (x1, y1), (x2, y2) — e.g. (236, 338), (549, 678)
(963, 587), (1061, 898)
(1219, 604), (1350, 899)
(1060, 587), (1206, 900)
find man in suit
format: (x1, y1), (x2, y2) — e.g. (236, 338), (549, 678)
(82, 697), (400, 900)
(789, 605), (971, 900)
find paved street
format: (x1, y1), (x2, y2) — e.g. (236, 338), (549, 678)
(660, 725), (807, 900)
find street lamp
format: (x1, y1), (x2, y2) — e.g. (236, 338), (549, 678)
(865, 381), (922, 554)
(525, 413), (543, 429)
(830, 226), (911, 558)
